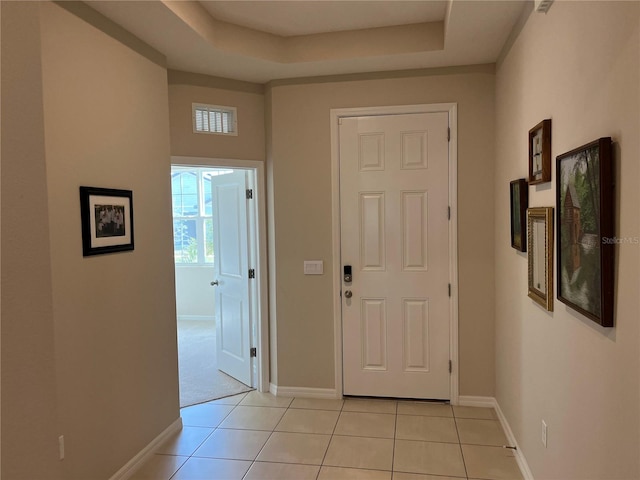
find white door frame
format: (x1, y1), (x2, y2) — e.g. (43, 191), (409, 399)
(329, 104), (459, 404)
(171, 155), (269, 393)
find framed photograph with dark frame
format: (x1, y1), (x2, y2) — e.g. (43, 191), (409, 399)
(510, 178), (528, 252)
(528, 207), (554, 311)
(529, 119), (552, 184)
(556, 137), (614, 327)
(80, 186), (134, 257)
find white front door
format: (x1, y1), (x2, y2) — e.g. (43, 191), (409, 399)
(211, 170), (252, 386)
(340, 112), (451, 399)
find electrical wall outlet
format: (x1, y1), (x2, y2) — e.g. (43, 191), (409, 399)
(541, 420), (548, 448)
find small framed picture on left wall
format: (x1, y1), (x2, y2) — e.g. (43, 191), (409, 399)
(80, 186), (134, 256)
(510, 178), (528, 252)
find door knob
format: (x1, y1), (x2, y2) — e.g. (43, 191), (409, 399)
(210, 280), (219, 286)
(344, 290), (353, 299)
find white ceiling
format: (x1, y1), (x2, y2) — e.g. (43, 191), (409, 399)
(89, 0), (527, 84)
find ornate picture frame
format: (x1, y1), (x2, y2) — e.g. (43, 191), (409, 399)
(528, 207), (554, 311)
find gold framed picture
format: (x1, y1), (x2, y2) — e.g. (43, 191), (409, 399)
(527, 207), (554, 311)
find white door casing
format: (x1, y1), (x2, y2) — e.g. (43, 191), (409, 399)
(339, 111), (452, 399)
(211, 169), (252, 386)
(172, 156), (269, 393)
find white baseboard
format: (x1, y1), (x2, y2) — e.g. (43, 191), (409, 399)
(109, 417), (183, 480)
(457, 395), (496, 408)
(458, 396), (534, 480)
(269, 383), (340, 399)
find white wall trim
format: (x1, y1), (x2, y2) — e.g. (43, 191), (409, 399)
(171, 156), (270, 393)
(177, 315), (215, 323)
(447, 105), (460, 406)
(270, 383), (340, 399)
(329, 103), (459, 402)
(458, 396), (534, 480)
(109, 417), (182, 480)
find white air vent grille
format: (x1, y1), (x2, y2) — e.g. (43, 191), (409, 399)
(192, 103), (237, 135)
(534, 0), (554, 13)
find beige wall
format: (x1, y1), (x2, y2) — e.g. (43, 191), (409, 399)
(1, 2), (63, 478)
(267, 67), (496, 395)
(9, 3), (637, 478)
(168, 80), (265, 161)
(494, 2), (640, 479)
(2, 3), (180, 478)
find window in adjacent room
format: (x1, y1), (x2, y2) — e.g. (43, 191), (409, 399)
(171, 166), (232, 264)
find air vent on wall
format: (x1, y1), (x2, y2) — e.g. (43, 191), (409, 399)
(534, 0), (554, 14)
(192, 103), (237, 136)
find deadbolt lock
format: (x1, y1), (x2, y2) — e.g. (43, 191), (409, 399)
(343, 265), (352, 283)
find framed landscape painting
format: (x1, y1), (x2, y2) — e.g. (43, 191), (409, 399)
(556, 138), (614, 327)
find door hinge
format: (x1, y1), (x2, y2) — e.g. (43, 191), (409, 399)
(250, 347), (257, 357)
(447, 206), (451, 220)
(448, 284), (451, 297)
(248, 268), (255, 279)
(246, 189), (253, 199)
(447, 127), (451, 142)
(449, 360), (452, 374)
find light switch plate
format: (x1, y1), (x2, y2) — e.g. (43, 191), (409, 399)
(304, 260), (323, 275)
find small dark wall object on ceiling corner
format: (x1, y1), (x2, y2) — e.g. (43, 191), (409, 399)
(80, 186), (134, 257)
(510, 178), (528, 252)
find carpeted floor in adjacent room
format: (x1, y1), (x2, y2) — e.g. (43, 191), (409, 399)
(177, 319), (252, 408)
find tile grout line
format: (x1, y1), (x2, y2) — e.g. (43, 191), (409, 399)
(166, 413), (224, 479)
(315, 395), (346, 479)
(452, 409), (471, 480)
(390, 400), (398, 477)
(169, 392), (248, 480)
(240, 395), (294, 479)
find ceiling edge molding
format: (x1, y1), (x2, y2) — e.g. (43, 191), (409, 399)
(496, 0), (534, 68)
(55, 1), (166, 68)
(284, 22), (444, 63)
(167, 70), (265, 94)
(443, 0), (454, 41)
(267, 63), (496, 88)
(164, 1), (444, 65)
(163, 1), (285, 62)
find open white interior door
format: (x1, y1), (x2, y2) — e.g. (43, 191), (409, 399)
(211, 170), (252, 386)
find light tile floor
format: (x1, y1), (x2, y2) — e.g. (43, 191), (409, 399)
(131, 392), (523, 480)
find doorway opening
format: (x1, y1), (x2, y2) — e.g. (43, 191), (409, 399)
(171, 160), (268, 407)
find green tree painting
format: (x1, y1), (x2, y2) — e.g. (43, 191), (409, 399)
(559, 145), (601, 318)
